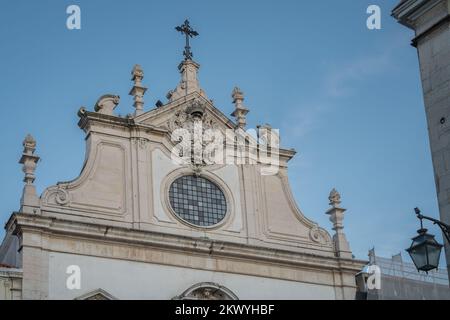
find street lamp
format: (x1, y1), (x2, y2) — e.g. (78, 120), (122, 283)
(406, 208), (449, 273)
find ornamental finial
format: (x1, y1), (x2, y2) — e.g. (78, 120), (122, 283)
(328, 188), (341, 207)
(19, 134), (41, 214)
(131, 64), (144, 84)
(232, 87), (244, 103)
(129, 64), (148, 116)
(20, 134), (39, 185)
(23, 134), (36, 156)
(326, 188), (352, 258)
(231, 87), (249, 129)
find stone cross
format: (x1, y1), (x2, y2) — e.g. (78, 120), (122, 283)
(175, 19), (199, 61)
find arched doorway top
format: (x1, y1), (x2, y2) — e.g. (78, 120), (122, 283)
(174, 282), (238, 300)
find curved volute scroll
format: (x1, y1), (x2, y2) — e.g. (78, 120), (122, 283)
(42, 184), (71, 207)
(309, 226), (333, 246)
(94, 94), (120, 116)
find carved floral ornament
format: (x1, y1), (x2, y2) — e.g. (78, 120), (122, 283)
(166, 99), (281, 176)
(189, 287), (226, 300)
(167, 99), (216, 133)
(167, 99), (219, 171)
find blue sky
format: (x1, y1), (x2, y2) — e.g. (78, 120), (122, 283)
(0, 0), (441, 262)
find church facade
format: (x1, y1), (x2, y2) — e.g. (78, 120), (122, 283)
(0, 22), (364, 300)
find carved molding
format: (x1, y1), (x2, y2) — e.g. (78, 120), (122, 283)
(167, 99), (217, 133)
(75, 288), (117, 300)
(10, 212), (365, 291)
(132, 138), (149, 150)
(174, 282), (238, 300)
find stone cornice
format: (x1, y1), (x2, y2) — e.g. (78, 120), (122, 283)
(78, 109), (132, 129)
(9, 212), (365, 274)
(77, 105), (298, 163)
(392, 0), (444, 29)
(77, 110), (168, 136)
(0, 268), (23, 278)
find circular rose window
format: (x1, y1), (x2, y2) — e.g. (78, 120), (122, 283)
(169, 175), (227, 227)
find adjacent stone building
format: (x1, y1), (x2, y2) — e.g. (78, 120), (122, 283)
(0, 25), (364, 299)
(356, 250), (450, 300)
(392, 0), (450, 276)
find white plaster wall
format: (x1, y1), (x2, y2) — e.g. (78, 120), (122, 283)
(213, 164), (243, 232)
(48, 252), (336, 300)
(152, 148), (181, 223)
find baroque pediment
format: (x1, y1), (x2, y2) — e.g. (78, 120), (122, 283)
(134, 93), (236, 135)
(12, 46), (347, 259)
